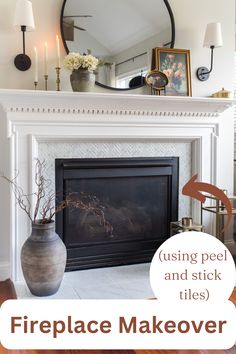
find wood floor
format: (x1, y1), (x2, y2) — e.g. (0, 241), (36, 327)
(0, 279), (235, 354)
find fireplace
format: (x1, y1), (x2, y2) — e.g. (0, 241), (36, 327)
(0, 90), (233, 281)
(55, 157), (179, 271)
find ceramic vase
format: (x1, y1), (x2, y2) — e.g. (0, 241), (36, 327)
(70, 69), (95, 92)
(21, 221), (67, 297)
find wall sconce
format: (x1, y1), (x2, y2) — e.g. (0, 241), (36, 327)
(13, 0), (35, 71)
(196, 22), (223, 81)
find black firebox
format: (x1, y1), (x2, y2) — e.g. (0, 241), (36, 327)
(55, 158), (179, 271)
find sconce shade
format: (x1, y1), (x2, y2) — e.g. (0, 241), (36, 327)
(13, 0), (35, 31)
(203, 22), (223, 48)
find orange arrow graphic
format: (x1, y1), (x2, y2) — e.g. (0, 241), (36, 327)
(182, 174), (232, 233)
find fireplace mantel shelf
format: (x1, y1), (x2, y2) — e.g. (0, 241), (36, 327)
(0, 89), (234, 117)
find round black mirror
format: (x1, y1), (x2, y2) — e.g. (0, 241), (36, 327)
(60, 0), (175, 91)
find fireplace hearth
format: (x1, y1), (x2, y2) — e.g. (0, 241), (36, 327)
(55, 158), (179, 271)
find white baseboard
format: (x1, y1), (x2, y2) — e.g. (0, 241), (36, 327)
(0, 261), (10, 280)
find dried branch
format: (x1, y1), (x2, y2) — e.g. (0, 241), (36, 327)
(1, 160), (113, 236)
(40, 191), (55, 221)
(52, 193), (113, 235)
(2, 174), (33, 222)
(33, 159), (50, 223)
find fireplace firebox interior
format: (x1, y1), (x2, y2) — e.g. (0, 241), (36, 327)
(55, 158), (179, 271)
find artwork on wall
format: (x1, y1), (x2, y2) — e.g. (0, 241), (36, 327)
(152, 48), (192, 96)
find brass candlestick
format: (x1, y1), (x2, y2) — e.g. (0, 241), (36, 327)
(44, 75), (48, 91)
(34, 81), (38, 90)
(181, 217), (193, 227)
(55, 67), (61, 91)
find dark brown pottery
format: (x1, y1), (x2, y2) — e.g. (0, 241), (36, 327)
(21, 221), (67, 296)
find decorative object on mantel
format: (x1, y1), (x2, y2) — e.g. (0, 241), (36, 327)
(2, 159), (112, 296)
(152, 47), (192, 97)
(55, 67), (61, 91)
(55, 35), (61, 91)
(170, 217), (204, 236)
(33, 35), (61, 91)
(211, 88), (233, 99)
(196, 22), (223, 81)
(33, 47), (38, 90)
(44, 42), (48, 91)
(13, 0), (35, 71)
(145, 70), (168, 95)
(64, 52), (99, 92)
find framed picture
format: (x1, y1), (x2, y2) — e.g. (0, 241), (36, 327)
(145, 70), (169, 95)
(145, 70), (168, 90)
(152, 48), (192, 96)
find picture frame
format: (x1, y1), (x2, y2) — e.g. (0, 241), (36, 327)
(145, 70), (169, 96)
(145, 70), (169, 90)
(152, 48), (192, 96)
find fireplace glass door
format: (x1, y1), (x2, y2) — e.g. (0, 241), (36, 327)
(55, 158), (179, 271)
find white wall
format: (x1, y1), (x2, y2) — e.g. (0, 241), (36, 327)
(0, 0), (69, 91)
(0, 0), (234, 94)
(169, 0), (235, 97)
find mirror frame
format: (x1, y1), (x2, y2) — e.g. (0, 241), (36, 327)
(60, 0), (175, 91)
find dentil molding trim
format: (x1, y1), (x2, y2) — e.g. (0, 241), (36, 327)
(0, 89), (234, 117)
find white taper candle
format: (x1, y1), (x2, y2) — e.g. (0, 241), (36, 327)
(34, 47), (38, 82)
(44, 42), (48, 76)
(56, 35), (61, 68)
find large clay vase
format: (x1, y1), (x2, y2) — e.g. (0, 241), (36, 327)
(21, 221), (67, 297)
(70, 69), (95, 92)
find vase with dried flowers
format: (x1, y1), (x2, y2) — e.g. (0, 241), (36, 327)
(64, 52), (99, 92)
(2, 160), (112, 296)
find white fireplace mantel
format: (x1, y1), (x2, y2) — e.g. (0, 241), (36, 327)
(0, 89), (234, 281)
(0, 89), (233, 117)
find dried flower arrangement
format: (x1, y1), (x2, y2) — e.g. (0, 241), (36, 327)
(2, 159), (113, 234)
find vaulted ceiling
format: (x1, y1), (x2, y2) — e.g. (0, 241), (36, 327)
(64, 0), (171, 55)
